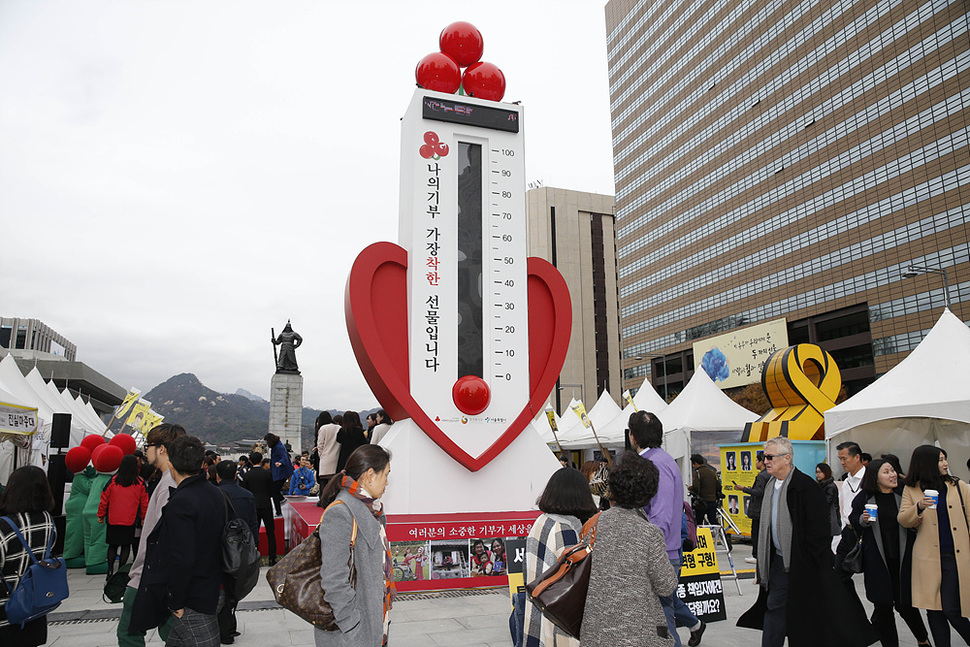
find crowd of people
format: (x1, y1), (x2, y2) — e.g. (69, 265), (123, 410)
(3, 404), (970, 647)
(0, 407), (396, 647)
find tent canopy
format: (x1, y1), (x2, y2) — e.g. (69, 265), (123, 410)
(825, 309), (970, 476)
(658, 369), (758, 433)
(826, 309), (970, 436)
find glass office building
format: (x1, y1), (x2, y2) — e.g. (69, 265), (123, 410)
(606, 0), (969, 396)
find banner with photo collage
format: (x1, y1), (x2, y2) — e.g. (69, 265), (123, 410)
(719, 443), (761, 536)
(388, 518), (534, 586)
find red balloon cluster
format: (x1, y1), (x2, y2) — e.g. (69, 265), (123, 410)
(415, 22), (506, 102)
(70, 433), (138, 473)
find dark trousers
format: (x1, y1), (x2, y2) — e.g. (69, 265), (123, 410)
(927, 553), (970, 647)
(271, 480), (285, 516)
(217, 595), (238, 642)
(871, 601), (928, 647)
(834, 526), (865, 605)
(763, 550), (789, 647)
(751, 517), (761, 557)
(256, 507), (276, 558)
(166, 607), (219, 647)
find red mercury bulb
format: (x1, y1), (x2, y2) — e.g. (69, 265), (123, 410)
(453, 375), (491, 415)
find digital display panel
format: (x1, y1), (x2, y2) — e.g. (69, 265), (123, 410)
(423, 97), (519, 133)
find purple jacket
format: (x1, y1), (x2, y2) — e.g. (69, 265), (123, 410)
(640, 446), (684, 559)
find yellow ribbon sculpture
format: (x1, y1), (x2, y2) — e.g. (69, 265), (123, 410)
(742, 343), (841, 442)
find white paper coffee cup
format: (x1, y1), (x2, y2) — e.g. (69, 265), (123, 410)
(925, 489), (939, 509)
(864, 503), (878, 520)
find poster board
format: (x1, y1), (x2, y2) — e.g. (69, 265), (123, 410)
(718, 443), (760, 536)
(692, 319), (788, 389)
(677, 527), (726, 622)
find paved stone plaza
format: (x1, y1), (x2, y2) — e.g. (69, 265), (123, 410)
(45, 561), (948, 647)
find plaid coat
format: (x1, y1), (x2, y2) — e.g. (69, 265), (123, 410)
(0, 511), (55, 628)
(523, 513), (582, 647)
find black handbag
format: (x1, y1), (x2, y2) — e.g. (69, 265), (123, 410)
(842, 528), (863, 573)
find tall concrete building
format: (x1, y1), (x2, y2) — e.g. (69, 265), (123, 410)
(526, 187), (620, 414)
(606, 0), (969, 397)
(1, 316), (123, 415)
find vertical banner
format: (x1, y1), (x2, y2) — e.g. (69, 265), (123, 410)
(622, 390), (637, 410)
(544, 410), (558, 432)
(677, 527), (727, 622)
(570, 401), (590, 428)
(505, 536), (527, 605)
(720, 444), (756, 536)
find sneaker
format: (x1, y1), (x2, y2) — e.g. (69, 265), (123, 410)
(688, 620), (706, 646)
(744, 556), (757, 564)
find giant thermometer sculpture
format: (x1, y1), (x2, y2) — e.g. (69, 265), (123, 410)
(345, 26), (570, 522)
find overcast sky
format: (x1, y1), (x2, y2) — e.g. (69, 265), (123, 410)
(0, 0), (615, 410)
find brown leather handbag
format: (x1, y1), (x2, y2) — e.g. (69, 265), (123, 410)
(525, 512), (599, 638)
(266, 500), (358, 630)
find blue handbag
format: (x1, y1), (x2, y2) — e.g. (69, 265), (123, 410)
(0, 516), (68, 627)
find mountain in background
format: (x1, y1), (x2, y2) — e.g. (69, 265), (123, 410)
(234, 388), (266, 403)
(144, 373), (378, 450)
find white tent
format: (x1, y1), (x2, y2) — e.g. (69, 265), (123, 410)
(658, 369), (758, 483)
(0, 385), (38, 482)
(658, 369), (759, 434)
(0, 355), (53, 472)
(630, 378), (668, 414)
(825, 308), (970, 474)
(531, 401), (567, 448)
(561, 391), (625, 450)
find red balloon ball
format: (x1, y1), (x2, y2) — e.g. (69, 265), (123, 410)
(109, 433), (137, 456)
(416, 52), (462, 93)
(93, 444), (124, 474)
(65, 446), (92, 474)
(80, 434), (106, 452)
(462, 62), (505, 102)
(452, 375), (491, 416)
(439, 21), (484, 67)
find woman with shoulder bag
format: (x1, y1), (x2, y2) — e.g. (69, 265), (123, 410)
(898, 445), (970, 647)
(316, 444), (393, 647)
(850, 459), (930, 647)
(523, 467), (598, 647)
(581, 451), (678, 647)
(0, 466), (56, 647)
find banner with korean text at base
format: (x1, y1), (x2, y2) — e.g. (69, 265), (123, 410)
(678, 527), (727, 622)
(0, 401), (38, 435)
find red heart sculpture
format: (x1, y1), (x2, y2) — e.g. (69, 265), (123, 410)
(345, 241), (571, 471)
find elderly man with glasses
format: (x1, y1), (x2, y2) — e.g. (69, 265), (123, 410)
(738, 437), (877, 647)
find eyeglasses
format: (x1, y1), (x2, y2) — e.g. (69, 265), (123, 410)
(763, 453), (790, 461)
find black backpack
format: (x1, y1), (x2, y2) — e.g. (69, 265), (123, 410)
(103, 563), (131, 604)
(221, 496), (260, 601)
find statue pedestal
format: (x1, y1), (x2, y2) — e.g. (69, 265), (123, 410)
(269, 372), (303, 452)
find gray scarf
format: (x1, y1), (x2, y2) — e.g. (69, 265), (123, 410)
(757, 467), (795, 585)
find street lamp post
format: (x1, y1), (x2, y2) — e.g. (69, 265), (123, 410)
(651, 355), (669, 402)
(558, 383), (584, 404)
(902, 264), (951, 308)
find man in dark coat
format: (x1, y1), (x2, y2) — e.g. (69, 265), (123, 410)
(737, 436), (877, 647)
(215, 461), (258, 644)
(242, 452), (278, 564)
(735, 451), (770, 564)
(130, 435), (226, 645)
(689, 453), (720, 525)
